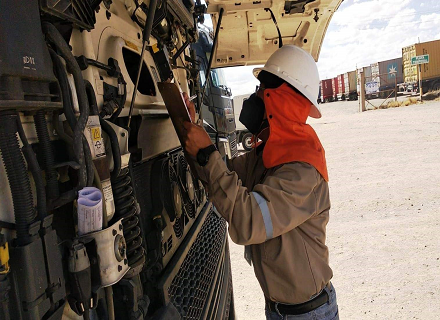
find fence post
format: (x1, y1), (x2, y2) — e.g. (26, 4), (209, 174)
(360, 71), (366, 112)
(395, 74), (397, 101)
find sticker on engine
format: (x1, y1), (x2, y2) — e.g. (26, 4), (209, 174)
(90, 126), (105, 159)
(102, 180), (114, 203)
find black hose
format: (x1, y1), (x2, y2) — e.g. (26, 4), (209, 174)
(34, 111), (59, 200)
(16, 114), (47, 220)
(99, 118), (121, 179)
(85, 80), (99, 116)
(48, 48), (76, 130)
(0, 112), (35, 245)
(43, 22), (89, 188)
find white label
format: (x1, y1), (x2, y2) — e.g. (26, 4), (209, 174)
(102, 179), (114, 203)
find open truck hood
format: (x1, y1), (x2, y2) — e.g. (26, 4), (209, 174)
(207, 0), (343, 67)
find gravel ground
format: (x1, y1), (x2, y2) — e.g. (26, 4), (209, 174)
(229, 98), (440, 319)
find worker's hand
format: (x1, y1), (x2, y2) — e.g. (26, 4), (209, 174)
(182, 121), (212, 158)
(182, 92), (196, 123)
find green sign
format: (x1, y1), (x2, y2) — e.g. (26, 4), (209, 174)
(411, 54), (429, 65)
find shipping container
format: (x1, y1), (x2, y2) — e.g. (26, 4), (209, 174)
(402, 44), (418, 84)
(344, 71), (357, 100)
(337, 74), (345, 100)
(370, 57), (403, 97)
(402, 39), (440, 93)
(320, 79), (334, 103)
(357, 66), (372, 94)
(332, 77), (339, 100)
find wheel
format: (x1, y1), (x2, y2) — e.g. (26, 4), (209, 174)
(241, 132), (253, 151)
(431, 81), (440, 92)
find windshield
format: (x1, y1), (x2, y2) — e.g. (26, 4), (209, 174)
(211, 68), (228, 88)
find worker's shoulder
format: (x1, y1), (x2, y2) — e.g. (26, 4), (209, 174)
(273, 161), (323, 185)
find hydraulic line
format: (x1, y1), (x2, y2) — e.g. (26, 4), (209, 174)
(16, 114), (47, 220)
(0, 112), (35, 246)
(34, 111), (59, 200)
(43, 22), (90, 188)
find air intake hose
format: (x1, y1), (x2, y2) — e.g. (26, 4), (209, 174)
(0, 111), (35, 245)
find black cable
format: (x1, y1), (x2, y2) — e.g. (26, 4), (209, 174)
(265, 8), (283, 48)
(85, 80), (99, 115)
(99, 118), (122, 179)
(0, 111), (35, 245)
(43, 22), (90, 188)
(34, 111), (59, 200)
(16, 114), (48, 220)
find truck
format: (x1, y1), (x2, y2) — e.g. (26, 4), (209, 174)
(343, 71), (358, 101)
(402, 39), (440, 94)
(321, 79), (334, 103)
(370, 58), (403, 98)
(337, 74), (345, 100)
(192, 30), (238, 158)
(0, 0), (344, 319)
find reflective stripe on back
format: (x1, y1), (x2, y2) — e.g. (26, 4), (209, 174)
(251, 192), (273, 240)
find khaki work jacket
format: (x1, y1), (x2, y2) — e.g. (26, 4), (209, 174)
(194, 148), (333, 304)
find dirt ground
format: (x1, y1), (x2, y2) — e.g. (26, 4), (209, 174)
(229, 98), (440, 319)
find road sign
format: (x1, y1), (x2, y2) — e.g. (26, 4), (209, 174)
(411, 54), (429, 65)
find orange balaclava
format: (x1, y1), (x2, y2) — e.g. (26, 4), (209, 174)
(262, 83), (329, 181)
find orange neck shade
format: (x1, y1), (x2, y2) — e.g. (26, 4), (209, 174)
(261, 83), (329, 181)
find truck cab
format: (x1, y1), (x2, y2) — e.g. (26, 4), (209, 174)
(192, 28), (238, 158)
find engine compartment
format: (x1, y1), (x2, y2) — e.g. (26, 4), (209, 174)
(0, 0), (233, 319)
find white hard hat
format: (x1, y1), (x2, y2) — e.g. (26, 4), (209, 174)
(253, 45), (321, 118)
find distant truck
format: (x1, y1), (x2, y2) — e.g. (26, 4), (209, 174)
(320, 79), (334, 103)
(233, 93), (253, 151)
(343, 71), (358, 100)
(370, 57), (403, 98)
(337, 74), (345, 100)
(402, 39), (440, 93)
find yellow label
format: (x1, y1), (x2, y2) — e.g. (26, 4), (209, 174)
(0, 242), (9, 274)
(91, 127), (101, 142)
(152, 43), (160, 53)
(125, 40), (139, 52)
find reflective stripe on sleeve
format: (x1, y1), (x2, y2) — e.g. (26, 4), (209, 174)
(251, 192), (273, 240)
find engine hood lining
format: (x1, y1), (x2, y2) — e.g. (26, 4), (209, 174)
(207, 0), (343, 67)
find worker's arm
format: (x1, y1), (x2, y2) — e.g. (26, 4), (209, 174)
(193, 151), (324, 245)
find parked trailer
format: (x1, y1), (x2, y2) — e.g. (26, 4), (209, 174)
(371, 57), (403, 98)
(321, 79), (334, 103)
(337, 74), (345, 100)
(403, 39), (440, 93)
(344, 71), (358, 100)
(332, 77), (340, 101)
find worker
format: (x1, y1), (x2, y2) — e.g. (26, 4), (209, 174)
(182, 45), (338, 320)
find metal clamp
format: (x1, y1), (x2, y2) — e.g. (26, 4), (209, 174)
(79, 219), (129, 287)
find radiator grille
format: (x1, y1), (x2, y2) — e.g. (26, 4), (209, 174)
(168, 211), (227, 319)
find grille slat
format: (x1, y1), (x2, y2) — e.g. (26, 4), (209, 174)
(168, 211), (227, 319)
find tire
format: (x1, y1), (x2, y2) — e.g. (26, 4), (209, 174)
(242, 132), (253, 151)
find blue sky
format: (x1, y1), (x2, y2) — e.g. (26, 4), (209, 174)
(220, 0), (440, 96)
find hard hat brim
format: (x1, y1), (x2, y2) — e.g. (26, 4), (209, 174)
(253, 67), (322, 119)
